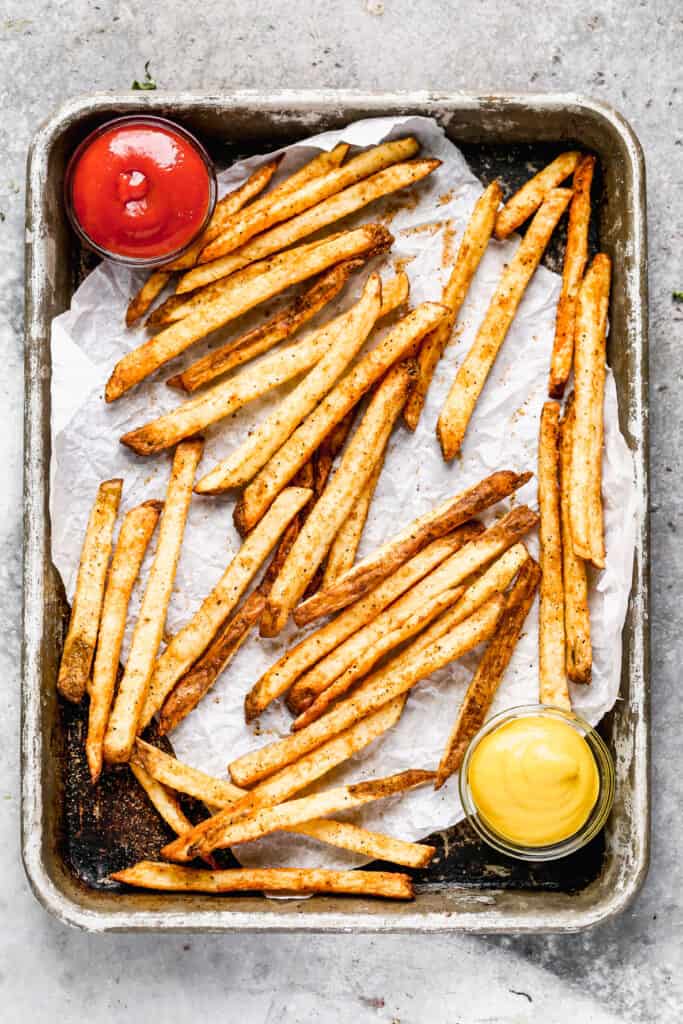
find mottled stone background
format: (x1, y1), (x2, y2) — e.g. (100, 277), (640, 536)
(1, 2), (681, 1021)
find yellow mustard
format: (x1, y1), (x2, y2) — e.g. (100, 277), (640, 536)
(468, 715), (600, 847)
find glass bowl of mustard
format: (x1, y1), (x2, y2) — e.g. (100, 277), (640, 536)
(458, 704), (615, 862)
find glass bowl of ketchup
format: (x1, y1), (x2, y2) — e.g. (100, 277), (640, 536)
(65, 115), (217, 268)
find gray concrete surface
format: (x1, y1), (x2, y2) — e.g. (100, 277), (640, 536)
(1, 1), (681, 1021)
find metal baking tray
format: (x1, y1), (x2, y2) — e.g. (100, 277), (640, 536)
(23, 91), (649, 933)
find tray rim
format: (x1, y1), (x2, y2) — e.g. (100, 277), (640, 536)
(22, 89), (650, 934)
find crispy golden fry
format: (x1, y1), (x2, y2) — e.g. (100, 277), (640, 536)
(560, 397), (592, 683)
(167, 262), (362, 391)
(199, 137), (419, 264)
(126, 272), (172, 328)
(494, 151), (581, 240)
(323, 449), (385, 587)
(138, 487), (311, 730)
(105, 225), (392, 401)
(179, 158), (438, 294)
(294, 469), (532, 626)
(111, 861), (414, 899)
(260, 363), (413, 636)
(434, 557), (541, 787)
(293, 820), (434, 869)
(569, 253), (611, 569)
(195, 274), (384, 493)
(232, 595), (504, 787)
(134, 739), (243, 805)
(86, 501), (161, 781)
(291, 536), (531, 726)
(233, 303), (450, 532)
(403, 181), (502, 430)
(157, 592), (266, 735)
(538, 402), (570, 710)
(437, 189), (573, 459)
(57, 479), (123, 703)
(243, 525), (482, 720)
(129, 757), (194, 836)
(102, 442), (202, 763)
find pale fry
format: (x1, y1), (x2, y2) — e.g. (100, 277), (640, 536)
(179, 158), (438, 294)
(437, 188), (572, 459)
(494, 151), (581, 240)
(560, 397), (592, 683)
(199, 137), (419, 263)
(129, 757), (194, 837)
(538, 402), (570, 710)
(294, 469), (532, 626)
(195, 274), (383, 492)
(134, 739), (244, 806)
(260, 362), (413, 635)
(105, 224), (393, 401)
(57, 478), (122, 703)
(549, 155), (596, 398)
(233, 303), (450, 532)
(243, 524), (481, 720)
(86, 500), (161, 782)
(292, 820), (434, 869)
(138, 486), (311, 730)
(231, 595), (504, 787)
(403, 181), (502, 429)
(102, 441), (202, 763)
(126, 272), (172, 327)
(323, 449), (385, 586)
(157, 592), (266, 735)
(111, 862), (414, 900)
(569, 253), (611, 568)
(435, 557), (541, 788)
(166, 262), (362, 391)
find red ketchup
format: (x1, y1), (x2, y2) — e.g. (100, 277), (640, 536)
(67, 117), (215, 262)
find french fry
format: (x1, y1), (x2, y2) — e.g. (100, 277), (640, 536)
(111, 862), (414, 900)
(166, 262), (362, 391)
(157, 592), (266, 734)
(538, 402), (570, 710)
(138, 488), (310, 730)
(135, 739), (244, 806)
(199, 137), (419, 264)
(569, 253), (611, 569)
(57, 478), (122, 703)
(86, 500), (161, 781)
(233, 303), (449, 531)
(195, 274), (384, 493)
(129, 757), (194, 836)
(403, 181), (502, 429)
(294, 469), (532, 626)
(105, 224), (393, 401)
(179, 158), (438, 294)
(102, 441), (202, 763)
(243, 525), (482, 721)
(494, 151), (581, 240)
(292, 821), (434, 869)
(126, 272), (172, 327)
(548, 155), (596, 398)
(323, 449), (385, 586)
(437, 189), (573, 459)
(260, 362), (414, 635)
(232, 595), (504, 787)
(434, 557), (541, 788)
(559, 397), (592, 683)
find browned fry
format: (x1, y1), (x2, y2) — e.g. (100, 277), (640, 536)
(434, 557), (541, 788)
(494, 151), (581, 240)
(538, 402), (570, 710)
(548, 155), (596, 398)
(166, 262), (361, 392)
(569, 253), (611, 569)
(560, 396), (592, 683)
(322, 448), (385, 587)
(86, 500), (161, 782)
(126, 272), (172, 327)
(105, 225), (393, 401)
(129, 757), (194, 836)
(292, 820), (434, 869)
(102, 441), (202, 764)
(157, 592), (266, 735)
(134, 739), (244, 805)
(111, 862), (414, 900)
(294, 469), (532, 627)
(403, 181), (502, 430)
(57, 479), (123, 703)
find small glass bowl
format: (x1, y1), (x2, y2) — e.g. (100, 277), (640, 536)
(64, 115), (217, 269)
(458, 703), (615, 862)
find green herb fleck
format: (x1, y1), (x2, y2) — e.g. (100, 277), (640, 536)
(673, 291), (683, 302)
(132, 61), (156, 91)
